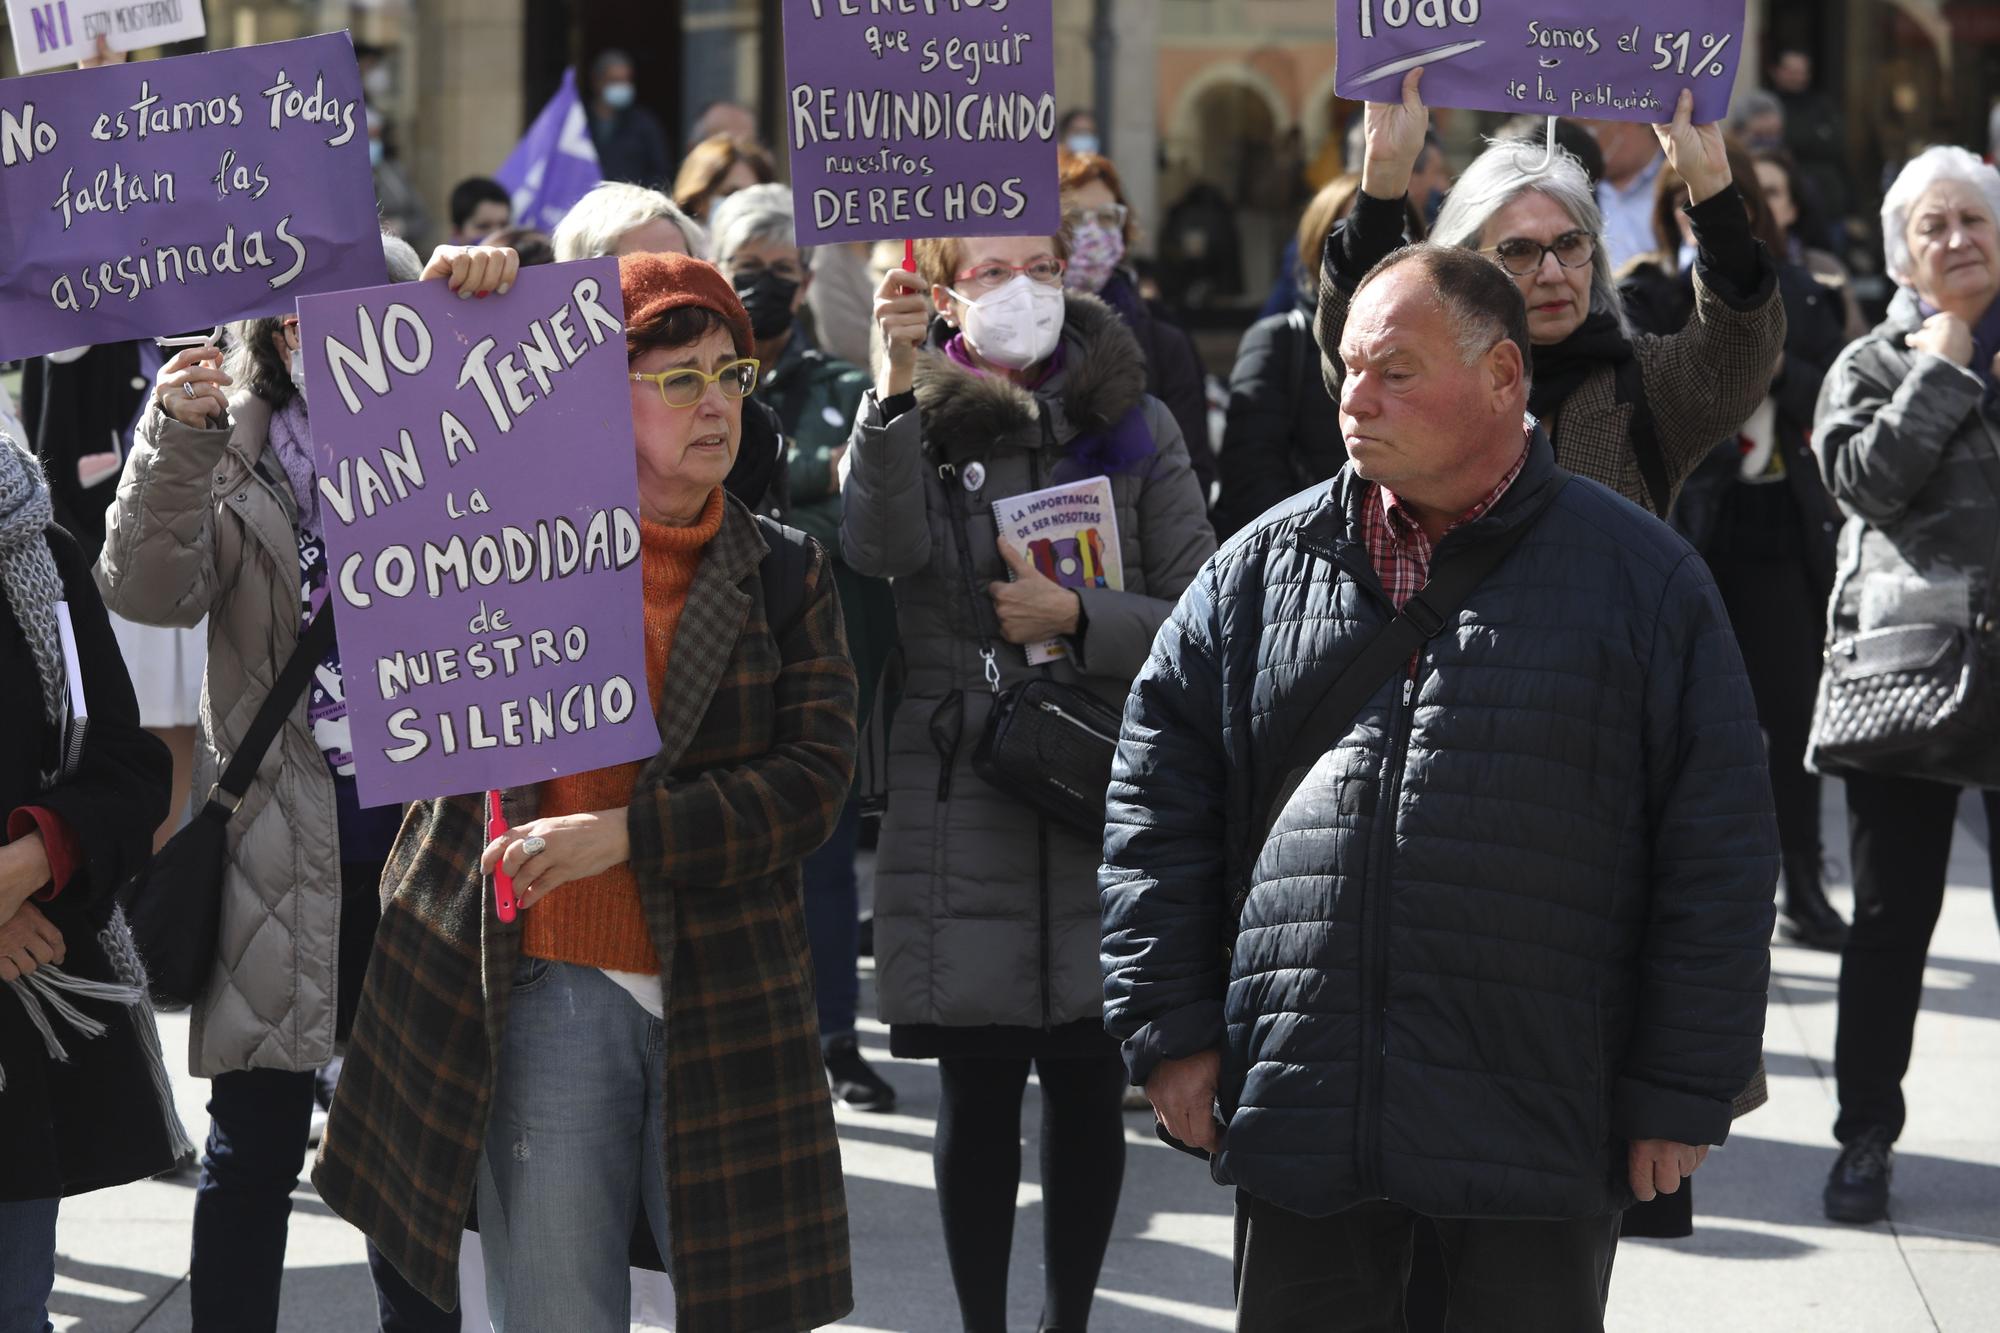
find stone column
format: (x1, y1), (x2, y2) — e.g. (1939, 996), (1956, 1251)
(410, 0), (526, 248)
(1108, 0), (1160, 257)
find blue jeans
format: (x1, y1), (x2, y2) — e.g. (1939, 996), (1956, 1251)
(0, 1197), (57, 1333)
(800, 798), (862, 1040)
(476, 959), (670, 1331)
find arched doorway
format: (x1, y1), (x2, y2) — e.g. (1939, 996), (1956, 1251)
(1160, 67), (1291, 308)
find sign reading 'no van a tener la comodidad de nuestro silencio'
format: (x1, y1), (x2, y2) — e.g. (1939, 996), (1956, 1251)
(296, 258), (660, 809)
(1335, 0), (1747, 124)
(0, 32), (388, 362)
(782, 0), (1060, 246)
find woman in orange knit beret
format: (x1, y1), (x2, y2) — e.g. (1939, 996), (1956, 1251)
(315, 252), (860, 1333)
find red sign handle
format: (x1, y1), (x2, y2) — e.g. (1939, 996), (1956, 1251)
(487, 789), (517, 923)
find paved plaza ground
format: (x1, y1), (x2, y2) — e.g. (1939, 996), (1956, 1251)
(49, 786), (1998, 1331)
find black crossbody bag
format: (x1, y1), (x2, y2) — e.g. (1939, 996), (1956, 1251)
(119, 607), (337, 1009)
(1154, 472), (1568, 1160)
(938, 462), (1127, 837)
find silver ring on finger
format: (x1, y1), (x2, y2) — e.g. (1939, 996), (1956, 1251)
(181, 382), (198, 398)
(520, 835), (547, 859)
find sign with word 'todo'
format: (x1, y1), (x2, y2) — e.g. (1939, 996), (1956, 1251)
(1335, 0), (1747, 124)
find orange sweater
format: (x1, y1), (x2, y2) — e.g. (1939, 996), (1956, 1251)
(521, 488), (725, 974)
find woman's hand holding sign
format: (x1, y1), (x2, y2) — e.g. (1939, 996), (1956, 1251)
(155, 346), (231, 428)
(421, 245), (522, 300)
(1360, 68), (1430, 203)
(1653, 88), (1733, 206)
(872, 268), (931, 399)
(482, 809), (631, 911)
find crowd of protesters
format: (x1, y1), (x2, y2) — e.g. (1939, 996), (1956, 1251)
(2, 31), (1997, 1333)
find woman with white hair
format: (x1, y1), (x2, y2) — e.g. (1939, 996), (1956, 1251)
(1808, 144), (2000, 1227)
(1320, 71), (1784, 519)
(552, 180), (707, 262)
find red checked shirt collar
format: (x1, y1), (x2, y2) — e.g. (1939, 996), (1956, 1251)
(1360, 434), (1532, 612)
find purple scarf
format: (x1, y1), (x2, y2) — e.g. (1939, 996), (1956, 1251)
(942, 334), (1156, 477)
(266, 395), (320, 537)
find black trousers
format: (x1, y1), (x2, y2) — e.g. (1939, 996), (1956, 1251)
(189, 860), (456, 1332)
(1834, 772), (2000, 1143)
(933, 1053), (1128, 1333)
(1709, 527), (1827, 867)
(1234, 1193), (1620, 1333)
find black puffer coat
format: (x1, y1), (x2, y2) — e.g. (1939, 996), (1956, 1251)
(1211, 301), (1344, 540)
(1101, 430), (1778, 1221)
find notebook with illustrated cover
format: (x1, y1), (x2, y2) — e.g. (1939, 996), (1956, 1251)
(990, 476), (1123, 666)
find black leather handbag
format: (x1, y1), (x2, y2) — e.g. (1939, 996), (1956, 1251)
(972, 676), (1125, 836)
(1813, 622), (1994, 763)
(942, 462), (1123, 838)
(119, 609), (335, 1009)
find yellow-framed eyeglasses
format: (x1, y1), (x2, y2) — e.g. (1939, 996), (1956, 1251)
(628, 357), (761, 408)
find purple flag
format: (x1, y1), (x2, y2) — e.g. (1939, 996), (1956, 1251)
(495, 68), (602, 234)
(0, 33), (388, 362)
(295, 258), (659, 808)
(1335, 1), (1748, 125)
(781, 0), (1061, 246)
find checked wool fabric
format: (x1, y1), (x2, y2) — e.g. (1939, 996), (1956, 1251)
(313, 495), (859, 1331)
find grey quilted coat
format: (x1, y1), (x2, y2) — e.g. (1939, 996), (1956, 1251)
(1808, 288), (2000, 789)
(1102, 431), (1778, 1221)
(840, 295), (1216, 1032)
(96, 395), (345, 1078)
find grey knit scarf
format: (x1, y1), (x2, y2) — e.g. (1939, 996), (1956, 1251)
(0, 435), (65, 728)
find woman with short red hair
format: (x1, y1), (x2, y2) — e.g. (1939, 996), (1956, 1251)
(1058, 149), (1217, 497)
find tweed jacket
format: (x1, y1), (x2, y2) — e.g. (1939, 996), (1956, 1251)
(1316, 189), (1785, 518)
(313, 495), (859, 1332)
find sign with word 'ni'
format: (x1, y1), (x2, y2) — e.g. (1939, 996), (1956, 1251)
(1335, 0), (1747, 124)
(0, 33), (386, 362)
(781, 0), (1061, 246)
(7, 0), (207, 75)
(295, 258), (660, 808)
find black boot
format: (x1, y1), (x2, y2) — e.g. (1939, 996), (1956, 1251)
(1824, 1126), (1895, 1224)
(1781, 852), (1848, 951)
(824, 1033), (897, 1112)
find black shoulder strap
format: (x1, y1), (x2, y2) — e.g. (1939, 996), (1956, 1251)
(1612, 356), (1672, 518)
(1240, 473), (1570, 876)
(206, 606), (336, 818)
(754, 514), (818, 641)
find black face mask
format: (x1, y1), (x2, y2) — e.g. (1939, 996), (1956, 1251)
(732, 269), (800, 340)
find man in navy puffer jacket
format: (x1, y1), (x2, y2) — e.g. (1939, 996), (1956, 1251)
(1101, 244), (1777, 1330)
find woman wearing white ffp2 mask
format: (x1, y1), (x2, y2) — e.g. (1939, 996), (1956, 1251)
(943, 255), (1067, 371)
(846, 231), (1216, 1331)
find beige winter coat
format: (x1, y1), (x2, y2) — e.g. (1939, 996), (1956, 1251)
(96, 395), (345, 1078)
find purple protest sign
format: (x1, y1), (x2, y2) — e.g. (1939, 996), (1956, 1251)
(295, 258), (659, 808)
(781, 0), (1060, 246)
(1335, 1), (1747, 125)
(0, 32), (386, 362)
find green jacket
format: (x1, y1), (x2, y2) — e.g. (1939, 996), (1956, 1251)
(764, 332), (896, 735)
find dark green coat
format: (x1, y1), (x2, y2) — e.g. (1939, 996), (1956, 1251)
(312, 497), (859, 1331)
(767, 331), (897, 736)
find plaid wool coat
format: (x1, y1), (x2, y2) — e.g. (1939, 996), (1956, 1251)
(313, 496), (858, 1332)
